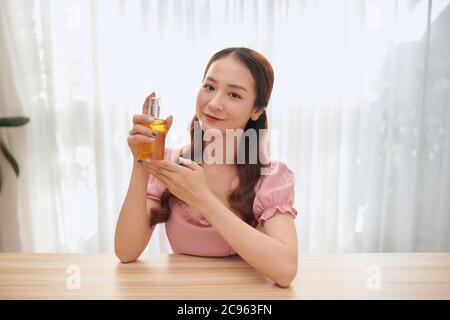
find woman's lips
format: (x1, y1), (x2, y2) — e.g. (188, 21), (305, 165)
(203, 113), (224, 122)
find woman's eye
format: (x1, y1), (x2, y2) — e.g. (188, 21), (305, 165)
(202, 84), (240, 99)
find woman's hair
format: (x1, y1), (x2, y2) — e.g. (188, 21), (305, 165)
(150, 47), (274, 227)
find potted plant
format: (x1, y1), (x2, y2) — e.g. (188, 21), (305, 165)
(0, 116), (30, 191)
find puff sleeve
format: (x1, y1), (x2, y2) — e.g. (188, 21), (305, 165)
(253, 161), (298, 225)
(146, 174), (167, 202)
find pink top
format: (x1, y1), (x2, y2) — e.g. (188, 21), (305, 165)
(147, 147), (298, 257)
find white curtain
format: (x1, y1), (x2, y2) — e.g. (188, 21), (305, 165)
(0, 0), (449, 254)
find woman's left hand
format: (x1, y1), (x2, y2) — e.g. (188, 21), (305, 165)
(140, 158), (213, 209)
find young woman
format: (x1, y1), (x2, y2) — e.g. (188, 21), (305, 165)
(115, 47), (298, 287)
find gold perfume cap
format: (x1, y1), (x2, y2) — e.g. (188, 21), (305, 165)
(149, 97), (160, 119)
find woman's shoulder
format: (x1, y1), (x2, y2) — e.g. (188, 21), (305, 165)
(255, 160), (295, 191)
(252, 161), (298, 223)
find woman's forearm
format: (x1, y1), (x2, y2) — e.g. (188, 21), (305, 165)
(193, 194), (298, 287)
(114, 162), (154, 262)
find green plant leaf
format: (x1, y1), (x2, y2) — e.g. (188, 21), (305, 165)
(0, 139), (19, 176)
(0, 117), (30, 127)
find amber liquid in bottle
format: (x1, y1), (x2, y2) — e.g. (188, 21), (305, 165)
(137, 97), (167, 160)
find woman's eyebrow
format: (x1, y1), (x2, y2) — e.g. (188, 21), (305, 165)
(205, 76), (248, 93)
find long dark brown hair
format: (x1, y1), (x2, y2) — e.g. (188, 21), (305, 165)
(150, 47), (274, 227)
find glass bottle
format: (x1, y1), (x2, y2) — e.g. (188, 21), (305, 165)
(137, 97), (167, 160)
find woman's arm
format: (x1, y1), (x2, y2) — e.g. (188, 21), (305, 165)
(139, 158), (298, 286)
(194, 194), (298, 288)
(114, 162), (158, 263)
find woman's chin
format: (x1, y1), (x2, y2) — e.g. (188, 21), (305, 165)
(200, 120), (224, 134)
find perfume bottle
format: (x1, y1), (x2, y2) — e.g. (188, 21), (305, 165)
(137, 97), (167, 160)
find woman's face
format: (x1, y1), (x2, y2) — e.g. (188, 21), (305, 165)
(196, 55), (263, 134)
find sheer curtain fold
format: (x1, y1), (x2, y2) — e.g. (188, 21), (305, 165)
(0, 0), (448, 253)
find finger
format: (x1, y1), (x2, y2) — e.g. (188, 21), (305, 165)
(178, 157), (201, 171)
(129, 124), (159, 138)
(146, 159), (179, 173)
(133, 114), (154, 125)
(128, 134), (154, 145)
(142, 91), (156, 114)
(165, 115), (173, 132)
(139, 161), (164, 177)
(141, 161), (174, 185)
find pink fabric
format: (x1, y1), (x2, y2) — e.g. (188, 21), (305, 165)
(147, 147), (298, 257)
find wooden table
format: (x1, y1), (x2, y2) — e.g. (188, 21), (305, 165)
(0, 252), (449, 299)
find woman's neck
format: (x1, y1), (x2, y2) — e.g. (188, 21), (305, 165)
(202, 133), (241, 165)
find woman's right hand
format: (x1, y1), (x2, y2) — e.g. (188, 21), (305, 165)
(128, 92), (173, 160)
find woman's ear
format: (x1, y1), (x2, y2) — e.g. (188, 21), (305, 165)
(250, 107), (265, 121)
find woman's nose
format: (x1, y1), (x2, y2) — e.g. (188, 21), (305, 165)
(207, 95), (224, 112)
